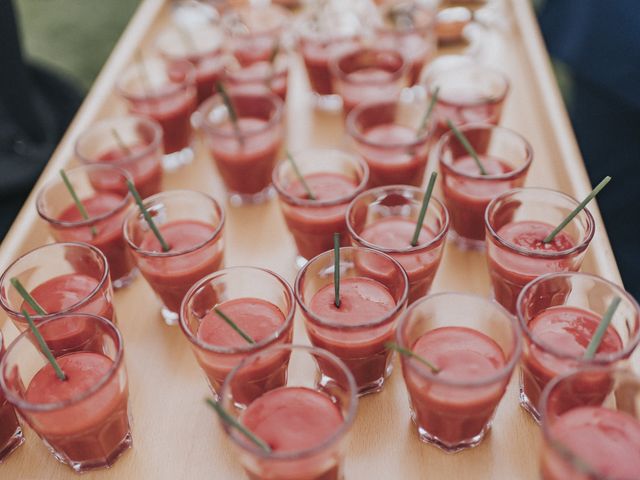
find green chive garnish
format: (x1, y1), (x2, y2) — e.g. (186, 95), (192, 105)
(386, 342), (440, 373)
(286, 150), (316, 200)
(583, 296), (621, 360)
(446, 120), (487, 175)
(59, 169), (97, 237)
(214, 308), (255, 344)
(23, 309), (66, 381)
(416, 87), (440, 137)
(10, 277), (47, 316)
(411, 172), (438, 247)
(334, 233), (341, 308)
(126, 180), (170, 252)
(215, 81), (244, 146)
(206, 398), (271, 453)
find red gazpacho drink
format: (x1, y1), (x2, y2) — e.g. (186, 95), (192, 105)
(437, 124), (533, 250)
(219, 345), (357, 480)
(36, 164), (136, 288)
(0, 332), (23, 463)
(347, 185), (449, 303)
(397, 292), (521, 452)
(295, 247), (408, 395)
(0, 314), (131, 473)
(375, 1), (437, 86)
(517, 272), (640, 421)
(346, 100), (433, 187)
(223, 55), (289, 101)
(180, 267), (295, 401)
(485, 187), (596, 314)
(124, 190), (225, 325)
(117, 58), (197, 168)
(273, 149), (369, 266)
(76, 115), (164, 199)
(199, 87), (284, 205)
(0, 242), (116, 355)
(156, 22), (227, 104)
(540, 367), (640, 480)
(424, 63), (509, 152)
(330, 47), (408, 115)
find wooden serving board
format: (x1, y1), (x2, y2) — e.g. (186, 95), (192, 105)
(0, 1), (630, 478)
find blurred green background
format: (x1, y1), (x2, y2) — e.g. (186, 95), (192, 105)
(16, 0), (141, 91)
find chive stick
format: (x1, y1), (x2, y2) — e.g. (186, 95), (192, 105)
(214, 308), (255, 344)
(583, 296), (621, 359)
(543, 176), (611, 243)
(333, 233), (341, 308)
(386, 342), (440, 373)
(215, 82), (244, 147)
(23, 309), (66, 381)
(286, 151), (316, 200)
(417, 86), (440, 137)
(59, 169), (97, 237)
(10, 278), (47, 316)
(446, 120), (487, 175)
(126, 180), (170, 252)
(205, 399), (271, 453)
(111, 128), (132, 155)
(411, 172), (438, 247)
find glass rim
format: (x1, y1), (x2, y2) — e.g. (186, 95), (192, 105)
(123, 189), (225, 258)
(374, 3), (438, 34)
(539, 365), (638, 479)
(294, 246), (409, 330)
(179, 266), (296, 354)
(197, 87), (284, 138)
(516, 271), (640, 363)
(116, 58), (196, 102)
(345, 184), (450, 253)
(219, 343), (358, 460)
(345, 99), (434, 148)
(397, 291), (522, 387)
(36, 164), (133, 228)
(0, 242), (110, 321)
(423, 63), (510, 105)
(484, 187), (596, 258)
(435, 123), (534, 180)
(329, 47), (409, 84)
(0, 313), (124, 412)
(272, 149), (370, 207)
(75, 115), (164, 167)
(223, 54), (289, 79)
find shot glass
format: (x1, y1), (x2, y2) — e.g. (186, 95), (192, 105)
(517, 272), (640, 421)
(180, 266), (295, 400)
(397, 292), (521, 452)
(295, 247), (408, 395)
(346, 98), (433, 187)
(0, 331), (23, 463)
(156, 21), (227, 104)
(375, 1), (438, 86)
(485, 187), (596, 314)
(223, 52), (290, 101)
(346, 185), (449, 304)
(424, 63), (509, 148)
(296, 13), (362, 109)
(0, 242), (116, 354)
(36, 164), (136, 288)
(123, 189), (225, 325)
(117, 58), (197, 170)
(540, 367), (640, 480)
(436, 124), (533, 250)
(272, 149), (369, 267)
(330, 47), (409, 115)
(198, 86), (284, 205)
(222, 4), (290, 66)
(0, 314), (132, 473)
(218, 344), (357, 480)
(75, 115), (164, 199)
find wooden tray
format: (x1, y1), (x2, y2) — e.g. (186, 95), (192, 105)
(0, 1), (627, 478)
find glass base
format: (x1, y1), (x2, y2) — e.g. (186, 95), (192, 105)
(228, 185), (275, 207)
(112, 267), (139, 290)
(161, 306), (179, 326)
(449, 230), (486, 252)
(0, 426), (24, 463)
(295, 255), (308, 270)
(311, 92), (343, 112)
(519, 379), (541, 424)
(48, 431), (133, 473)
(357, 362), (393, 397)
(162, 146), (194, 172)
(411, 408), (493, 453)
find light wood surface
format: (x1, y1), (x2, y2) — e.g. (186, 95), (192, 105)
(0, 1), (632, 478)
